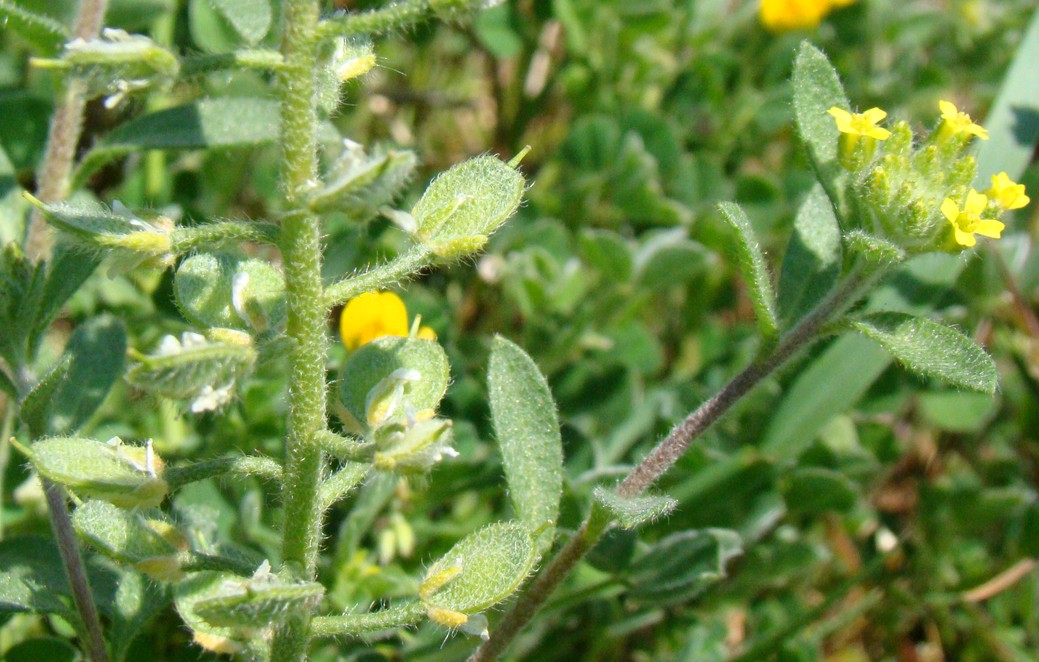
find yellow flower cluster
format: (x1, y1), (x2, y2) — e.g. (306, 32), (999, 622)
(827, 100), (1029, 249)
(760, 0), (856, 33)
(339, 291), (436, 350)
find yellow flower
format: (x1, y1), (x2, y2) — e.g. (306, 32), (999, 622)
(940, 189), (1004, 248)
(827, 107), (892, 140)
(759, 0), (856, 32)
(938, 100), (989, 140)
(339, 291), (436, 350)
(986, 172), (1030, 210)
(760, 0), (830, 32)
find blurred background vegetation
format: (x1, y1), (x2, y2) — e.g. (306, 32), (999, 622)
(2, 0), (1039, 660)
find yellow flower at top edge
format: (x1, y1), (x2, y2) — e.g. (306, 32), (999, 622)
(827, 107), (892, 140)
(986, 172), (1030, 211)
(340, 291), (436, 351)
(938, 100), (989, 140)
(759, 0), (857, 33)
(940, 189), (1005, 248)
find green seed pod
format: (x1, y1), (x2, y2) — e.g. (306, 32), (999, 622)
(338, 336), (449, 432)
(18, 437), (168, 508)
(411, 155), (525, 257)
(308, 142), (417, 220)
(372, 417), (456, 474)
(35, 28), (179, 105)
(72, 500), (184, 580)
(419, 522), (538, 616)
(175, 253), (286, 334)
(127, 331), (257, 413)
(25, 195), (174, 268)
(192, 574), (325, 629)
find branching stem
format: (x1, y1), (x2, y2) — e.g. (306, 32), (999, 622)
(470, 270), (872, 662)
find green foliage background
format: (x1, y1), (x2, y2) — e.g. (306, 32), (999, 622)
(2, 0), (1039, 660)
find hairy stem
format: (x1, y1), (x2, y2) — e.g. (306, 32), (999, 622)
(309, 601), (426, 638)
(318, 0), (488, 39)
(44, 484), (110, 662)
(26, 0), (109, 260)
(323, 246), (432, 309)
(471, 271), (870, 661)
(163, 455), (284, 489)
(270, 0), (326, 659)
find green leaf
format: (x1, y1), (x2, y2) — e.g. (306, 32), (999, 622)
(762, 334), (890, 460)
(633, 229), (709, 289)
(74, 98), (283, 186)
(718, 202), (778, 343)
(103, 565), (171, 660)
(777, 185), (841, 327)
(0, 1), (70, 56)
(917, 390), (997, 433)
(338, 336), (450, 431)
(792, 42), (849, 215)
(31, 243), (102, 351)
(72, 500), (179, 566)
(2, 638), (79, 662)
(579, 228), (634, 282)
(0, 536), (77, 617)
(488, 336), (563, 550)
(21, 315), (127, 437)
(593, 487), (677, 530)
(419, 522), (538, 615)
(412, 154), (526, 257)
(20, 437), (168, 508)
(174, 252), (285, 333)
(626, 529), (742, 607)
(847, 312), (998, 394)
(207, 0), (272, 44)
(780, 467), (858, 515)
(976, 7), (1039, 182)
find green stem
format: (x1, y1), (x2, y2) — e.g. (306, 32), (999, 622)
(470, 270), (873, 661)
(180, 49), (285, 77)
(318, 463), (370, 511)
(318, 0), (487, 39)
(323, 246), (432, 309)
(170, 221), (280, 254)
(271, 0), (326, 659)
(163, 455), (283, 490)
(309, 601), (426, 638)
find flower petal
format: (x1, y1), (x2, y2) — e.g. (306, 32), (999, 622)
(973, 219), (1005, 239)
(939, 100), (958, 119)
(965, 189), (988, 215)
(952, 226), (977, 247)
(862, 107), (887, 124)
(940, 198), (960, 222)
(827, 107), (852, 132)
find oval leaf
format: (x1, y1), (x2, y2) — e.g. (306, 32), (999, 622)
(488, 336), (563, 551)
(848, 312), (998, 394)
(777, 185), (841, 327)
(717, 202), (778, 343)
(792, 42), (850, 214)
(419, 522), (537, 615)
